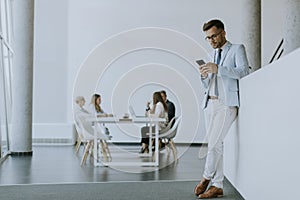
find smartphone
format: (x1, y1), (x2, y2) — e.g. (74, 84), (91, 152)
(196, 59), (205, 66)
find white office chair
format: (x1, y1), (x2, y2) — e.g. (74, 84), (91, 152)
(74, 114), (112, 166)
(74, 120), (84, 153)
(158, 116), (181, 161)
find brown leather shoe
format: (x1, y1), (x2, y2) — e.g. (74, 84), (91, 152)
(198, 186), (223, 199)
(194, 178), (210, 196)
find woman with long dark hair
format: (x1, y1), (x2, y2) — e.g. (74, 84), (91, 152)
(139, 91), (168, 153)
(89, 94), (104, 114)
(89, 93), (113, 117)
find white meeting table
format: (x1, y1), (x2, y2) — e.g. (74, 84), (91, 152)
(86, 116), (166, 167)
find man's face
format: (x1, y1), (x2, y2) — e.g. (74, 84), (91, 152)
(161, 93), (167, 102)
(205, 26), (226, 49)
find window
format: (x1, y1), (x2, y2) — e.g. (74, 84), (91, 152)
(0, 0), (13, 157)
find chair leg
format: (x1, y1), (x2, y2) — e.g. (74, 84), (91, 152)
(81, 141), (91, 166)
(166, 143), (170, 153)
(83, 142), (87, 152)
(75, 137), (82, 153)
(102, 140), (112, 161)
(89, 141), (94, 159)
(99, 140), (108, 162)
(169, 140), (177, 162)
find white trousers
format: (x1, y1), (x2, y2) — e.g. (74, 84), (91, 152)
(203, 99), (237, 188)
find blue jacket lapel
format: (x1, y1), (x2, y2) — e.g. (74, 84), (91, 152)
(220, 41), (232, 65)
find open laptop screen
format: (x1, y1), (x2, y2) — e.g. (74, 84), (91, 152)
(129, 105), (145, 118)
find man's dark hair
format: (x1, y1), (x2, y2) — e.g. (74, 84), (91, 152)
(202, 19), (225, 31)
(160, 90), (167, 96)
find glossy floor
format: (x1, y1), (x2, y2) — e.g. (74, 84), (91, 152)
(0, 144), (244, 199)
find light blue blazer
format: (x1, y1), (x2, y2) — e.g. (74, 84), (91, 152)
(201, 41), (250, 109)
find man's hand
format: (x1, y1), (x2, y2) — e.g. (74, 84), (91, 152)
(199, 64), (208, 78)
(199, 62), (218, 77)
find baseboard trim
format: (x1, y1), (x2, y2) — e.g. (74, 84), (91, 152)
(110, 142), (204, 146)
(32, 138), (75, 145)
(32, 123), (76, 145)
(10, 151), (33, 156)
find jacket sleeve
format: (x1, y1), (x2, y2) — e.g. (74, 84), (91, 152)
(201, 74), (211, 89)
(217, 45), (250, 79)
(168, 102), (176, 121)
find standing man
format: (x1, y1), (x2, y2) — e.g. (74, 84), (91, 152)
(194, 19), (250, 199)
(160, 90), (176, 124)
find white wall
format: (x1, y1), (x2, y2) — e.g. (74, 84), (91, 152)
(262, 0), (285, 65)
(33, 0), (286, 142)
(34, 0), (68, 122)
(224, 48), (300, 200)
(33, 0), (71, 140)
(68, 0), (246, 143)
(72, 27), (208, 143)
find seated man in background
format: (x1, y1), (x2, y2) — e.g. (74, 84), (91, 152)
(160, 90), (176, 126)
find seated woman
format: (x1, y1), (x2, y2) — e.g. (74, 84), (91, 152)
(88, 93), (113, 117)
(139, 91), (168, 153)
(88, 93), (113, 136)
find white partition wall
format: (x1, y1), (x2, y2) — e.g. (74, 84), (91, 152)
(224, 48), (300, 200)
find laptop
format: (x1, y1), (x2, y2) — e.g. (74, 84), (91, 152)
(129, 105), (146, 118)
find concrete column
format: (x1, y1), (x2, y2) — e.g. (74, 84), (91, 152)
(284, 0), (300, 55)
(241, 0), (261, 72)
(10, 0), (34, 154)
